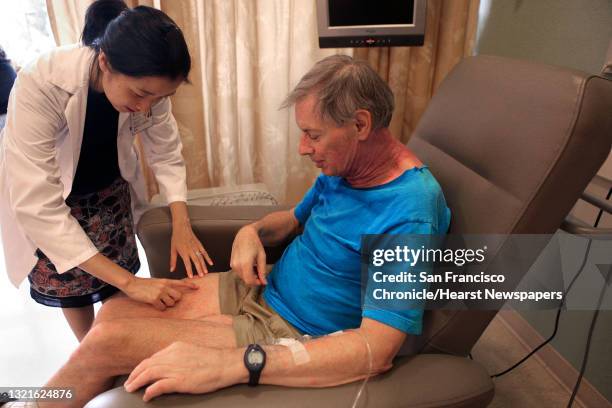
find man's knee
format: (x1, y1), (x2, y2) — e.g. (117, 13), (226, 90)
(64, 322), (112, 368)
(64, 321), (132, 376)
(80, 320), (129, 356)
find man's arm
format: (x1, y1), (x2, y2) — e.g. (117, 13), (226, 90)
(249, 208), (300, 246)
(257, 318), (405, 387)
(124, 318), (407, 400)
(230, 209), (300, 285)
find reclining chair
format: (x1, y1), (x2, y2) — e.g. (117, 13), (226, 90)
(86, 55), (612, 407)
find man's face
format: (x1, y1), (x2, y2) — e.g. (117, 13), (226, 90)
(295, 93), (359, 177)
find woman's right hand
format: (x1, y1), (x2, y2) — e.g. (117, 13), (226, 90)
(79, 253), (198, 310)
(122, 276), (199, 310)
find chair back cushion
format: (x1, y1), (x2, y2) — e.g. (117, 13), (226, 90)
(408, 55), (612, 354)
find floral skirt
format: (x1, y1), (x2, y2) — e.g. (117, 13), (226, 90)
(28, 177), (140, 308)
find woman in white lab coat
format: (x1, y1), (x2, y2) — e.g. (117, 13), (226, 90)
(0, 0), (212, 341)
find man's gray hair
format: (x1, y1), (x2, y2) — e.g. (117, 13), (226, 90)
(281, 55), (394, 130)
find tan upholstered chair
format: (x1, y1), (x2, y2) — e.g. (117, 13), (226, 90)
(86, 55), (612, 408)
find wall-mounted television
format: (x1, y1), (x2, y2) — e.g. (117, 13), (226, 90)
(317, 0), (427, 48)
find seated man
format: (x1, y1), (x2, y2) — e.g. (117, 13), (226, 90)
(41, 55), (450, 407)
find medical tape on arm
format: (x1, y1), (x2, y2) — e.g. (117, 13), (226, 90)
(274, 337), (311, 365)
(273, 331), (341, 365)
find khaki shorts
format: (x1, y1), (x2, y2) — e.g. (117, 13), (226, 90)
(218, 270), (303, 347)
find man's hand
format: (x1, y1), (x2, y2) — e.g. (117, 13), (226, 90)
(124, 342), (242, 401)
(123, 277), (199, 310)
(230, 224), (268, 285)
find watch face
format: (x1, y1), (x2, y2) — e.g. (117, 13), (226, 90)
(248, 350), (264, 365)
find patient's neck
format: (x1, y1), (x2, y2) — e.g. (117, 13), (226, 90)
(343, 128), (421, 189)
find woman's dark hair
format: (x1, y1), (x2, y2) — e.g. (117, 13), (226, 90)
(82, 0), (191, 80)
(0, 45), (7, 62)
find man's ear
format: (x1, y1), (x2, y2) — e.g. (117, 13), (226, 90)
(354, 109), (372, 141)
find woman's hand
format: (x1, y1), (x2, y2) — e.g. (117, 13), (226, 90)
(124, 342), (240, 401)
(168, 201), (213, 278)
(80, 254), (196, 310)
(170, 221), (213, 278)
(123, 276), (199, 310)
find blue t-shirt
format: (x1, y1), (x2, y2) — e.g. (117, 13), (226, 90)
(264, 166), (451, 336)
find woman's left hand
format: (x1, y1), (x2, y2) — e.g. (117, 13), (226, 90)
(170, 221), (213, 278)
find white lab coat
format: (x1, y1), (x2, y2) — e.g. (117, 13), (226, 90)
(0, 44), (187, 287)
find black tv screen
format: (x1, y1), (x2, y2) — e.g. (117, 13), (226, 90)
(329, 0), (415, 27)
(317, 0), (426, 48)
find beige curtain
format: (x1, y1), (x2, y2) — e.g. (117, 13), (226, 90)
(46, 0), (478, 204)
(46, 0), (90, 45)
(154, 1), (350, 204)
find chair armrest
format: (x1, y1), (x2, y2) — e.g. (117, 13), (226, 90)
(137, 205), (292, 279)
(580, 191), (612, 215)
(85, 354), (494, 408)
(561, 190), (612, 237)
(561, 216), (612, 238)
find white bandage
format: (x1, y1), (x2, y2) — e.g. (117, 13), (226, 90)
(275, 338), (311, 365)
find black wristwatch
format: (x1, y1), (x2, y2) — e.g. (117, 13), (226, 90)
(244, 344), (266, 386)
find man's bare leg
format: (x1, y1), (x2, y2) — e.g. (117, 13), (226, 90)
(41, 315), (237, 408)
(54, 288), (137, 347)
(95, 272), (222, 324)
(40, 272), (230, 407)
